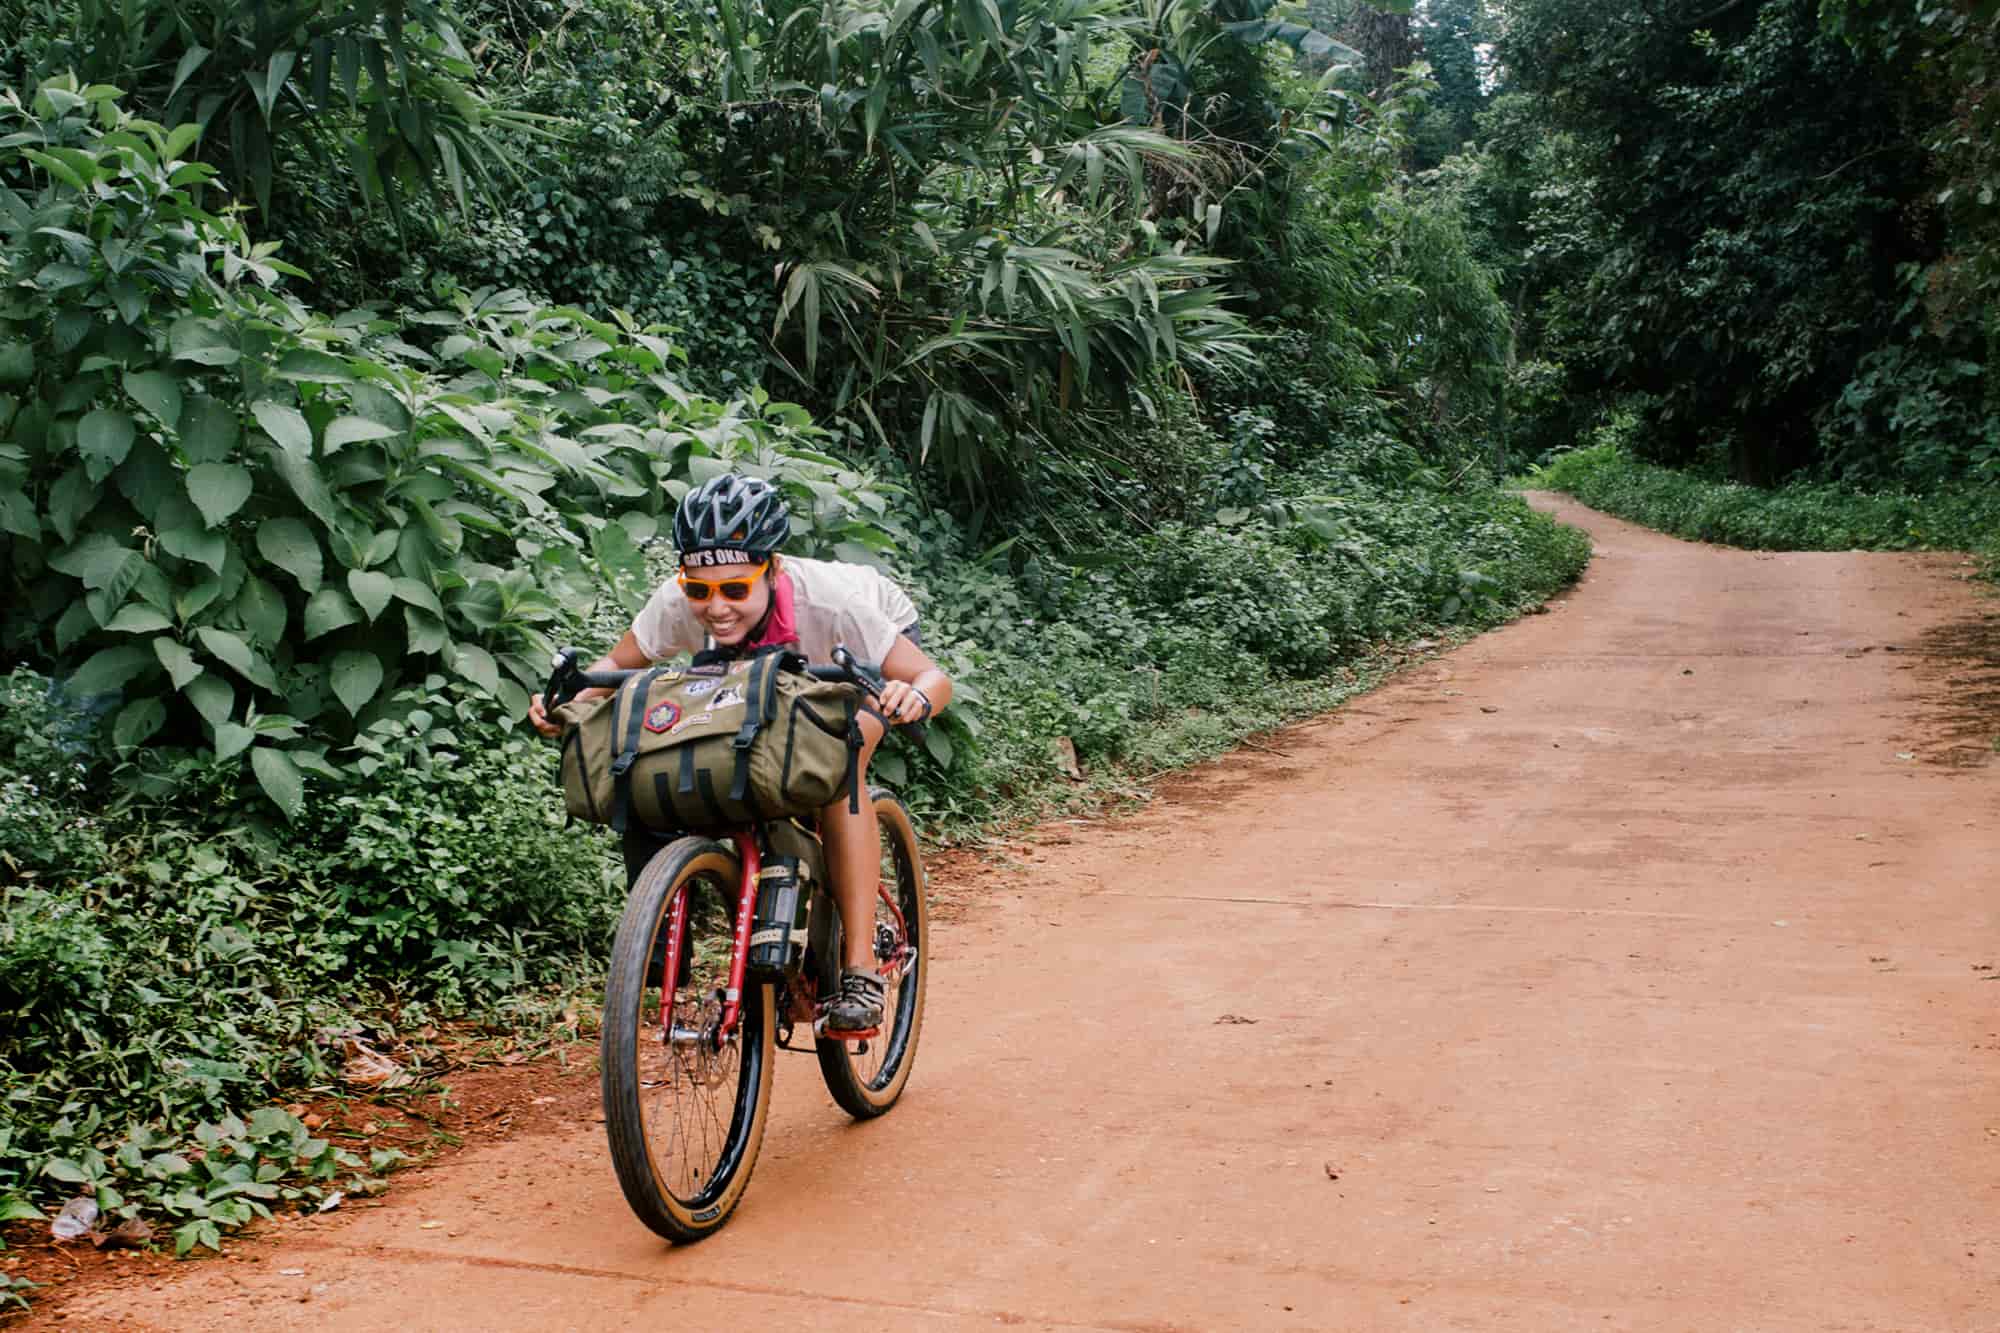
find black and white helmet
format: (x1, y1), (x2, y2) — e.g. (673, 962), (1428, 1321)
(672, 473), (790, 566)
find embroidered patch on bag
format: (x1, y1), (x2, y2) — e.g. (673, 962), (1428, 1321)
(643, 701), (682, 733)
(668, 711), (712, 735)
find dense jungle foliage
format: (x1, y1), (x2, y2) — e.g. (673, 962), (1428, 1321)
(2, 0), (1993, 1270)
(1477, 0), (2000, 491)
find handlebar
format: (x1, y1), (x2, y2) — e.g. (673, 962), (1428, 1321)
(541, 645), (916, 734)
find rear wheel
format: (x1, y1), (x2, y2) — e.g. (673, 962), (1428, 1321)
(815, 789), (928, 1118)
(601, 837), (773, 1243)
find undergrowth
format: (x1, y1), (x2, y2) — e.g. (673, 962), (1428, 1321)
(1529, 444), (2000, 563)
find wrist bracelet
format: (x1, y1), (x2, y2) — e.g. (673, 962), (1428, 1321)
(909, 686), (932, 720)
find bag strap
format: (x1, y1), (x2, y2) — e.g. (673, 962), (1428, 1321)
(728, 652), (779, 805)
(609, 667), (666, 834)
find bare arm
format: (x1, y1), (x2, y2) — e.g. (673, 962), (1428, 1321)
(874, 634), (952, 725)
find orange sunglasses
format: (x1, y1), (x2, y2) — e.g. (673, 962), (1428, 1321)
(677, 559), (769, 603)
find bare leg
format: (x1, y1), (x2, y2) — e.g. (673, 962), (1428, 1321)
(819, 712), (885, 971)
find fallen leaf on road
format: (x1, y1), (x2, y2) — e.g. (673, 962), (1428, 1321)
(340, 1037), (412, 1089)
(92, 1218), (153, 1251)
(1324, 1162), (1340, 1180)
(1215, 1014), (1257, 1025)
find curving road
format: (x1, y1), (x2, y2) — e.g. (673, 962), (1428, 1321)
(46, 496), (2000, 1331)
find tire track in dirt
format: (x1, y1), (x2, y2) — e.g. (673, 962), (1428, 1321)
(34, 495), (2000, 1332)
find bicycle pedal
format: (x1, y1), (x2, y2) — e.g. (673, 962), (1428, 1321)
(817, 1026), (880, 1042)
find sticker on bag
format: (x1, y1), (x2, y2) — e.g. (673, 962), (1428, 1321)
(643, 701), (683, 733)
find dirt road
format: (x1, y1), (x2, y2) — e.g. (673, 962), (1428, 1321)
(47, 496), (2000, 1331)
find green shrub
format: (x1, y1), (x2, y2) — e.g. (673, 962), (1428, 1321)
(310, 682), (619, 994)
(1531, 443), (2000, 558)
(0, 79), (893, 821)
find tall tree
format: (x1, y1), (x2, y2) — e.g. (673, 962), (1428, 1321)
(1498, 0), (1943, 481)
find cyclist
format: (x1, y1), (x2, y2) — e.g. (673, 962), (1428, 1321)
(529, 473), (952, 1031)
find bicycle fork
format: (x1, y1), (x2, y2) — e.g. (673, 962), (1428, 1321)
(655, 833), (763, 1052)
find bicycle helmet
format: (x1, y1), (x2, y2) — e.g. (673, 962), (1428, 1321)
(673, 474), (790, 567)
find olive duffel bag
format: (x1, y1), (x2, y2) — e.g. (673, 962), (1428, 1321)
(556, 649), (863, 832)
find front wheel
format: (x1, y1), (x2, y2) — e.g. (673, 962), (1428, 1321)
(601, 836), (774, 1243)
(815, 788), (929, 1118)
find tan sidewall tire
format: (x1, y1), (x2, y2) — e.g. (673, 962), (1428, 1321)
(600, 838), (776, 1242)
(815, 789), (929, 1117)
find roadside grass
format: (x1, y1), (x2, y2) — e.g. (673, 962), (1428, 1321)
(1527, 445), (2000, 565)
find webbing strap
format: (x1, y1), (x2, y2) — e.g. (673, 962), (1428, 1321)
(562, 727), (601, 824)
(609, 667), (665, 834)
(694, 767), (729, 825)
(729, 653), (775, 804)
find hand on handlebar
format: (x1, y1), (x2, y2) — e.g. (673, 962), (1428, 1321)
(873, 677), (931, 726)
(528, 690), (561, 738)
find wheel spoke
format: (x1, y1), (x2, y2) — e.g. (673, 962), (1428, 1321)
(638, 875), (743, 1205)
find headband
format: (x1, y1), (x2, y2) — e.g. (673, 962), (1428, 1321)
(680, 548), (758, 569)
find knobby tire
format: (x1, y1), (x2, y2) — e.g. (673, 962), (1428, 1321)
(601, 837), (775, 1244)
(814, 788), (929, 1118)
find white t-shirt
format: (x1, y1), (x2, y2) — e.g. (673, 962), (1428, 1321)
(630, 556), (918, 667)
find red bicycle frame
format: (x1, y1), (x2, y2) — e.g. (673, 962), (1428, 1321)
(654, 828), (913, 1046)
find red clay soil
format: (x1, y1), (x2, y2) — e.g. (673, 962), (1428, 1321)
(16, 495), (2000, 1332)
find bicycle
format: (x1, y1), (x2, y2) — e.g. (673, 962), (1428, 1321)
(542, 645), (929, 1243)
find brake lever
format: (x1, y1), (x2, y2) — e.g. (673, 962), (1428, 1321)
(542, 647), (583, 715)
(830, 644), (889, 699)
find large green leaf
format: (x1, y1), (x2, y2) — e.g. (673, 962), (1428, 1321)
(6, 485), (53, 539)
(170, 316), (240, 366)
(153, 635), (200, 689)
(156, 497), (228, 573)
(404, 605), (447, 654)
(104, 603), (175, 633)
(348, 569), (394, 621)
(250, 747), (305, 820)
(325, 416), (397, 451)
(213, 721), (257, 761)
(195, 627), (277, 691)
(445, 641), (500, 696)
(187, 462), (253, 527)
(304, 586), (362, 639)
(49, 534), (138, 588)
(276, 350), (352, 384)
(178, 395), (239, 463)
(251, 400), (311, 455)
(329, 650), (383, 715)
(68, 643), (154, 695)
(256, 517), (323, 593)
(47, 467), (97, 544)
(267, 445), (337, 527)
(113, 696), (168, 749)
(236, 575), (287, 645)
(78, 408), (138, 481)
(123, 369), (183, 429)
(391, 577), (444, 616)
(184, 673), (234, 727)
